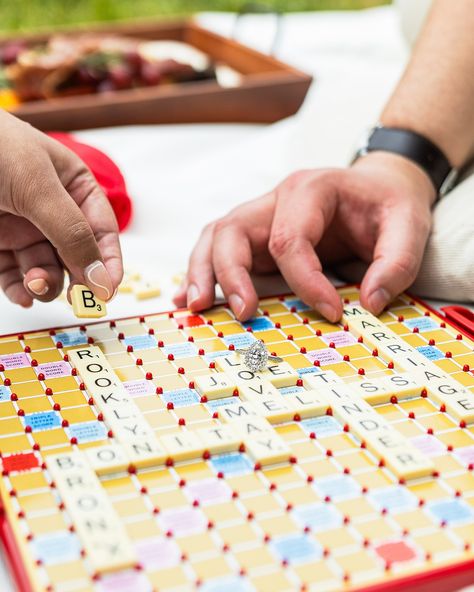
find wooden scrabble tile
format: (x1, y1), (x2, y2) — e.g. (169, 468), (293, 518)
(286, 390), (330, 419)
(194, 373), (237, 399)
(261, 362), (299, 387)
(47, 450), (137, 573)
(245, 434), (291, 466)
(381, 373), (424, 399)
(132, 281), (161, 300)
(85, 443), (130, 475)
(123, 438), (167, 469)
(197, 425), (241, 454)
(71, 284), (107, 318)
(160, 431), (205, 462)
(251, 396), (295, 424)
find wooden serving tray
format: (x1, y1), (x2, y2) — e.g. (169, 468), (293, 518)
(2, 19), (312, 130)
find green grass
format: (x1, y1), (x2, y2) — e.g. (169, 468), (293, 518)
(0, 0), (389, 34)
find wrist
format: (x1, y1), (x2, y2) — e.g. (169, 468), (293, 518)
(351, 151), (437, 207)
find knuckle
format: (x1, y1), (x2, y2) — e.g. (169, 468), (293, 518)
(268, 230), (294, 260)
(64, 220), (94, 252)
(281, 169), (312, 191)
(392, 253), (419, 282)
(213, 217), (232, 236)
(12, 163), (51, 217)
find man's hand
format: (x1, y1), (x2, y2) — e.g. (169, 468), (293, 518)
(0, 110), (123, 307)
(174, 152), (435, 322)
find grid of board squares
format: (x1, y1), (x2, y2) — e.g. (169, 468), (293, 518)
(0, 288), (473, 592)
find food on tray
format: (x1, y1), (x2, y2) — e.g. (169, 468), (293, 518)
(0, 35), (216, 105)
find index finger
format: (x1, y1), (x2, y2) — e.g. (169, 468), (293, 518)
(269, 175), (342, 322)
(47, 135), (123, 295)
(77, 183), (123, 293)
(360, 205), (430, 314)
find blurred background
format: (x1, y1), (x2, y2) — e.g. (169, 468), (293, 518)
(1, 0), (389, 33)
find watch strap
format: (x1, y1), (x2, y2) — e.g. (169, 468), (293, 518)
(361, 126), (457, 197)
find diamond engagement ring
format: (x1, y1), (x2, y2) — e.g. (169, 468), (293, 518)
(235, 340), (283, 372)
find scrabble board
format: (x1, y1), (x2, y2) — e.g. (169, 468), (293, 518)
(1, 287), (474, 592)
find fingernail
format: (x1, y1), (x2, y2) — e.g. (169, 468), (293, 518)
(368, 288), (390, 314)
(187, 284), (199, 307)
(84, 260), (113, 302)
(27, 278), (49, 296)
(229, 294), (245, 318)
(315, 302), (339, 323)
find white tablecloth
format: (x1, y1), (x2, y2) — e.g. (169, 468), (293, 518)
(0, 7), (469, 590)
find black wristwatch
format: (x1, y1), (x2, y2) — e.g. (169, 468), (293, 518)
(352, 125), (458, 198)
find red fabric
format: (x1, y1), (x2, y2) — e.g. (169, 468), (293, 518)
(47, 132), (133, 232)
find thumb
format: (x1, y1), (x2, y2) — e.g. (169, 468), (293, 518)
(360, 206), (431, 314)
(23, 173), (114, 302)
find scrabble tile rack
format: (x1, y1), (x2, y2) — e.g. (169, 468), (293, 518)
(0, 287), (473, 592)
(3, 19), (312, 131)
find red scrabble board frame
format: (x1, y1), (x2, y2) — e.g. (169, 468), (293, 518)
(0, 288), (473, 592)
